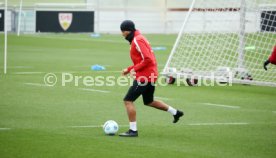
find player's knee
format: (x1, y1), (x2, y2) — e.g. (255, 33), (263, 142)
(144, 101), (154, 106)
(124, 100), (133, 106)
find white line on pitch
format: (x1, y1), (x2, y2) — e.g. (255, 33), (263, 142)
(30, 36), (125, 44)
(201, 103), (240, 109)
(12, 66), (33, 69)
(88, 71), (121, 73)
(96, 71), (121, 73)
(70, 125), (129, 128)
(28, 35), (172, 47)
(0, 66), (33, 69)
(24, 83), (50, 87)
(70, 125), (103, 128)
(73, 66), (92, 68)
(73, 65), (112, 68)
(80, 88), (111, 93)
(13, 72), (44, 75)
(61, 71), (121, 74)
(70, 123), (249, 128)
(57, 71), (120, 73)
(188, 122), (248, 126)
(0, 128), (11, 131)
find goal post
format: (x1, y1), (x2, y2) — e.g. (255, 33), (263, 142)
(163, 0), (196, 72)
(162, 0), (276, 87)
(17, 0), (23, 36)
(237, 0), (246, 69)
(4, 0), (7, 74)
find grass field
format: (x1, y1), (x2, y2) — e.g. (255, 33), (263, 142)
(0, 33), (276, 158)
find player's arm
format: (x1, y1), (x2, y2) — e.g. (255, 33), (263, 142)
(132, 39), (153, 72)
(264, 60), (270, 71)
(122, 65), (134, 76)
(264, 45), (276, 70)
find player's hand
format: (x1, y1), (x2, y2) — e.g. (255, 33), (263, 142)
(122, 69), (129, 76)
(129, 69), (136, 77)
(263, 60), (270, 71)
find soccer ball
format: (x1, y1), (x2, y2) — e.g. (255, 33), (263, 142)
(103, 120), (119, 135)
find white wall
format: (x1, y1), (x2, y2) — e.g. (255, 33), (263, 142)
(2, 0), (276, 34)
(3, 9), (264, 34)
(96, 11), (260, 34)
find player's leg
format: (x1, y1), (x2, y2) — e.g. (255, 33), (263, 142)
(147, 100), (168, 111)
(123, 101), (138, 135)
(124, 101), (136, 122)
(148, 100), (184, 123)
(120, 80), (143, 137)
(142, 83), (184, 123)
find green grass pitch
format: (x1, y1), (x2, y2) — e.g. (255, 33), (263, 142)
(0, 33), (275, 158)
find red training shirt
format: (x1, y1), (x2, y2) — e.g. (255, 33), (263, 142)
(269, 45), (276, 65)
(126, 30), (158, 83)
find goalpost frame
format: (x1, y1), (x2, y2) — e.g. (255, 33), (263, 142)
(237, 0), (246, 68)
(162, 0), (248, 74)
(4, 0), (7, 74)
(17, 0), (23, 36)
(161, 0), (276, 87)
(162, 0), (196, 74)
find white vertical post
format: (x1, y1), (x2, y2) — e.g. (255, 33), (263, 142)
(4, 0), (7, 74)
(96, 0), (100, 33)
(17, 0), (23, 36)
(162, 0), (196, 73)
(237, 0), (246, 68)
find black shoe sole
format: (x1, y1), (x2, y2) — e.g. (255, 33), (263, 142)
(173, 111), (184, 123)
(119, 134), (138, 137)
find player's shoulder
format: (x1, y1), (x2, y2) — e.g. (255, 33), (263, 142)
(134, 35), (149, 45)
(134, 30), (145, 40)
(134, 34), (144, 41)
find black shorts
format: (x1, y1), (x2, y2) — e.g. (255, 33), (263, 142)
(123, 80), (155, 105)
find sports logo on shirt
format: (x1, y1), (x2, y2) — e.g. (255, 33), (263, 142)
(59, 13), (73, 31)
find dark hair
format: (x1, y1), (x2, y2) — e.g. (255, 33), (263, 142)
(120, 20), (136, 32)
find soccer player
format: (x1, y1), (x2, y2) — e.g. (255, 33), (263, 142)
(264, 45), (276, 70)
(119, 20), (184, 137)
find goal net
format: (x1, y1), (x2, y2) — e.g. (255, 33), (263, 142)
(162, 0), (276, 87)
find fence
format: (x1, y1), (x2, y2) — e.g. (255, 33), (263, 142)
(1, 1), (276, 34)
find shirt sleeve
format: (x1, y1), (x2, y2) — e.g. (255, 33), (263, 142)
(132, 38), (153, 72)
(127, 65), (135, 72)
(269, 45), (276, 65)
